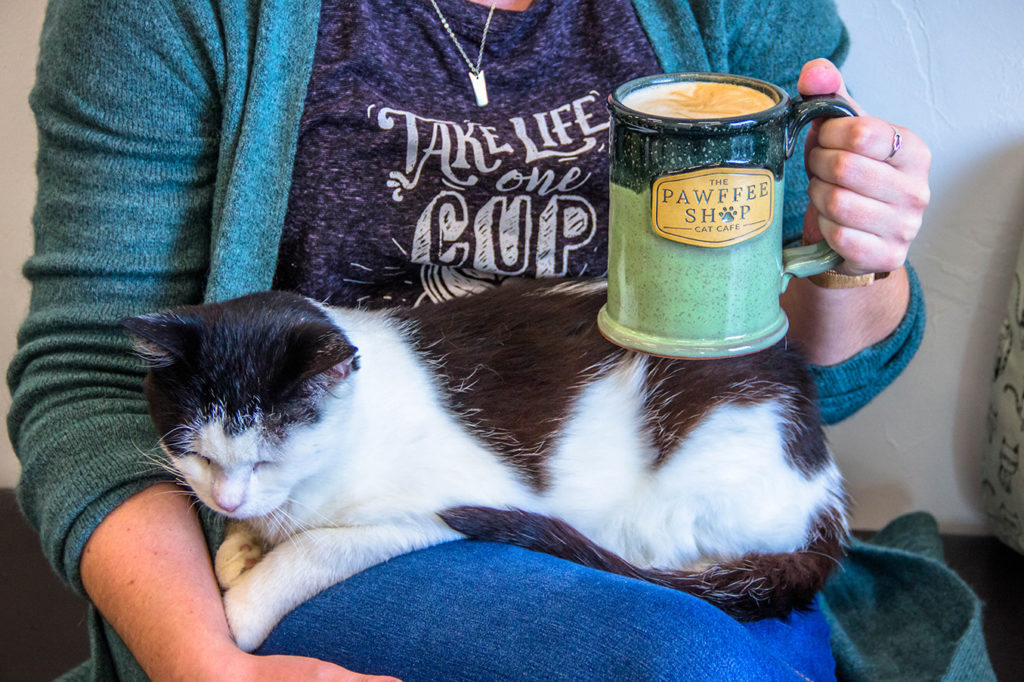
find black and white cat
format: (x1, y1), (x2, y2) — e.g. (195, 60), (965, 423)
(123, 279), (848, 652)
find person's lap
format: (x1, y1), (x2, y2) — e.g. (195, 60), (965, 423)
(256, 540), (835, 681)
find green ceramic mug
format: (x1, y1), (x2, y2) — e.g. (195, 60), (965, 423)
(598, 72), (855, 358)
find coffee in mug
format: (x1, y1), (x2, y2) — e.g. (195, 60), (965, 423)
(599, 73), (855, 358)
(620, 80), (777, 119)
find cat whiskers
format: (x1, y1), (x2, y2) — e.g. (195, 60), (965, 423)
(162, 421), (201, 447)
(264, 505), (330, 561)
(130, 445), (201, 507)
(250, 507), (294, 549)
(129, 438), (191, 487)
(132, 444), (178, 477)
(127, 435), (209, 514)
(266, 508), (295, 543)
(282, 496), (336, 528)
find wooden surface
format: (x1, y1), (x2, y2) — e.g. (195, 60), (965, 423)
(1, 489), (90, 681)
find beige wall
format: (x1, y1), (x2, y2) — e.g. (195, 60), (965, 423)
(0, 0), (43, 489)
(3, 1), (1023, 534)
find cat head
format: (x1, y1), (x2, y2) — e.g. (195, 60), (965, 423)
(122, 290), (358, 518)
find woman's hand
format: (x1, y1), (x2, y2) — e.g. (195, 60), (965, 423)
(780, 59), (929, 366)
(204, 637), (402, 681)
(798, 58), (931, 276)
(235, 652), (401, 682)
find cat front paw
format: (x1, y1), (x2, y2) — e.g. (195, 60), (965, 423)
(223, 581), (280, 652)
(215, 524), (264, 590)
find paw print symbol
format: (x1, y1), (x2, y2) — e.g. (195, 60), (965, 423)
(718, 206), (737, 222)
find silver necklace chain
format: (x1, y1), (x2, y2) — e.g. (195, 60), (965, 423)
(427, 1), (496, 106)
(427, 0), (496, 77)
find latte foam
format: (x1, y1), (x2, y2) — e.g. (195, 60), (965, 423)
(622, 81), (776, 119)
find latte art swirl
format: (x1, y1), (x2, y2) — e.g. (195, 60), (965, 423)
(622, 81), (777, 119)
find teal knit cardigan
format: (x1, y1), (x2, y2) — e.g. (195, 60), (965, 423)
(8, 0), (927, 678)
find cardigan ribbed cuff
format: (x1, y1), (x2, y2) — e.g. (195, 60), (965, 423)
(810, 262), (926, 424)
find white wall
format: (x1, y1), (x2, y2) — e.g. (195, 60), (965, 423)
(828, 0), (1024, 533)
(2, 1), (1022, 534)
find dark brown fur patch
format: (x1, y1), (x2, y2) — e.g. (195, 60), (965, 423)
(642, 345), (827, 476)
(397, 280), (627, 489)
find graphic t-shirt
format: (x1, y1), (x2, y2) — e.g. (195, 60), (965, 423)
(274, 0), (662, 307)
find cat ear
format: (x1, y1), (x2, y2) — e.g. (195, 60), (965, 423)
(292, 323), (359, 383)
(323, 353), (359, 382)
(120, 313), (199, 368)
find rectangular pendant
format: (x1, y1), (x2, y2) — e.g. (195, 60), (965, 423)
(469, 70), (488, 107)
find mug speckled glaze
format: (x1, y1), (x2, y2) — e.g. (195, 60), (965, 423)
(598, 73), (855, 358)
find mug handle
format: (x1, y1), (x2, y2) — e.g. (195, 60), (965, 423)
(779, 94), (857, 291)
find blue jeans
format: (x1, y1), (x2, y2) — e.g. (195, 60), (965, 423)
(257, 541), (835, 681)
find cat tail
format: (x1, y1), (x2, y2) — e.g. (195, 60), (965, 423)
(439, 506), (847, 622)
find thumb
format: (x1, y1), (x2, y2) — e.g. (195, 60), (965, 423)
(797, 58), (863, 113)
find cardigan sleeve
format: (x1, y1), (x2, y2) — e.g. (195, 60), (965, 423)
(6, 0), (221, 593)
(700, 0), (924, 423)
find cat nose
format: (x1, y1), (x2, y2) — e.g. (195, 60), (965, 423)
(213, 477), (248, 514)
(214, 490), (245, 513)
(218, 499), (242, 513)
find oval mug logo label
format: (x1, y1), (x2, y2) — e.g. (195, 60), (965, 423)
(651, 168), (774, 247)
